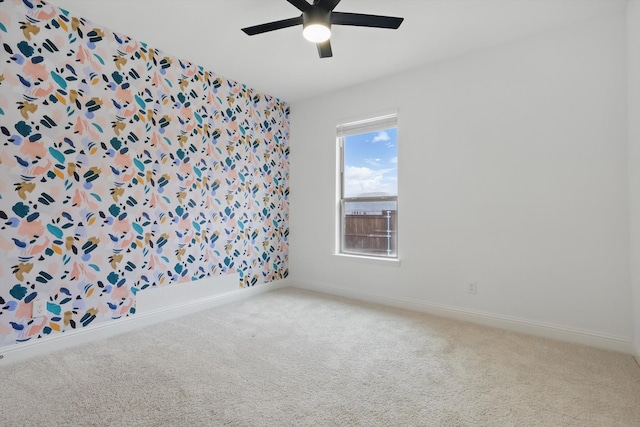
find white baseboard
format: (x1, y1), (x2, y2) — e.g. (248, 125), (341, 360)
(292, 280), (635, 355)
(0, 276), (290, 365)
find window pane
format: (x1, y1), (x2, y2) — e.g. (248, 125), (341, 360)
(339, 118), (398, 259)
(343, 128), (398, 198)
(343, 200), (397, 257)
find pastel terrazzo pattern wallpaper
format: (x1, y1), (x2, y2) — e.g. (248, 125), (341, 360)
(0, 0), (290, 347)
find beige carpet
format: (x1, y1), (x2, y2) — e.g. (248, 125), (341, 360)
(1, 287), (639, 426)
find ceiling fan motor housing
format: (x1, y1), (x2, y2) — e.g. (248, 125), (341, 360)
(303, 8), (331, 30)
(302, 7), (332, 43)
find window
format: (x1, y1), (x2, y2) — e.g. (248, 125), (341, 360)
(337, 113), (398, 258)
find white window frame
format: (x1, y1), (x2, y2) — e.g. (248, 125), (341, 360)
(336, 113), (398, 260)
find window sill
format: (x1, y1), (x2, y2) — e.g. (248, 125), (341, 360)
(333, 253), (401, 267)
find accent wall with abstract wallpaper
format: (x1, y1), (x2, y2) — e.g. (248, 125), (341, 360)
(0, 0), (290, 348)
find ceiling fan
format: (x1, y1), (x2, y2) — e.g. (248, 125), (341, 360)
(241, 0), (404, 58)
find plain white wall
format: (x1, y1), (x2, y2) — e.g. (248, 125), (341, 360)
(289, 12), (632, 341)
(628, 0), (640, 357)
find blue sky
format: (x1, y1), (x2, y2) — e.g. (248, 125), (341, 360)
(343, 127), (398, 198)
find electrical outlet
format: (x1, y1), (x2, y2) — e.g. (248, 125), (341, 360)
(32, 300), (47, 318)
(468, 282), (477, 295)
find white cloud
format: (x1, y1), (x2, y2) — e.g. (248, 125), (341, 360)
(345, 166), (379, 180)
(372, 131), (390, 143)
(364, 158), (382, 167)
(344, 165), (396, 197)
(389, 156), (398, 164)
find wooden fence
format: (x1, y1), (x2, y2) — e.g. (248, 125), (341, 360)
(343, 210), (397, 256)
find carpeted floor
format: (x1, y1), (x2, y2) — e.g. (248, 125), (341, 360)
(2, 287), (640, 426)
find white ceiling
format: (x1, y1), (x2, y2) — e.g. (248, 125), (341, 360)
(48, 0), (626, 103)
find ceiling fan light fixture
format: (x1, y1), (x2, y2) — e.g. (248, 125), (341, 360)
(303, 22), (331, 43)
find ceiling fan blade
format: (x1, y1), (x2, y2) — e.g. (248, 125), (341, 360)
(241, 16), (303, 36)
(317, 40), (333, 58)
(331, 12), (404, 29)
(287, 0), (312, 12)
(316, 0), (341, 11)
